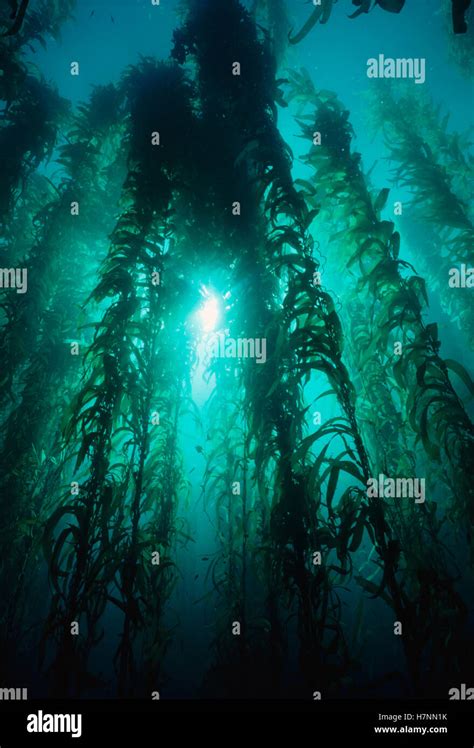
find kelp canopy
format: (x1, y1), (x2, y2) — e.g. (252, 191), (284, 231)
(0, 0), (472, 700)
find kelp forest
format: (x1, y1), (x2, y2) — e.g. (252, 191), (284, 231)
(0, 0), (473, 708)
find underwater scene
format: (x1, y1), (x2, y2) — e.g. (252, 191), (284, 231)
(0, 0), (473, 736)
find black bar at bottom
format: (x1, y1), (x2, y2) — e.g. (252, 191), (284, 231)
(0, 699), (472, 745)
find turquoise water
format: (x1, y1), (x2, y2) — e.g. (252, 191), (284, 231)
(0, 0), (473, 700)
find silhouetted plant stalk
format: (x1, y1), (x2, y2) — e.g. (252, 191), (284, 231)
(345, 302), (416, 476)
(0, 85), (125, 681)
(114, 302), (188, 696)
(175, 0), (355, 693)
(0, 1), (75, 107)
(0, 0), (76, 224)
(287, 0), (404, 45)
(237, 65), (375, 691)
(141, 376), (189, 694)
(201, 360), (257, 695)
(2, 0), (76, 50)
(288, 0), (337, 44)
(256, 181), (380, 692)
(0, 84), (124, 410)
(1, 0), (471, 700)
(288, 74), (471, 688)
(370, 84), (474, 347)
(442, 0), (474, 75)
(174, 0), (290, 695)
(0, 173), (56, 268)
(288, 77), (417, 478)
(176, 0), (393, 694)
(0, 76), (69, 225)
(111, 213), (194, 696)
(41, 62), (195, 694)
(290, 74), (474, 537)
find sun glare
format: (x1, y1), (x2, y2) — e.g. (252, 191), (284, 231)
(197, 287), (220, 333)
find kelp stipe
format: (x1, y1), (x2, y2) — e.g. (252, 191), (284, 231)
(0, 77), (69, 225)
(0, 0), (472, 701)
(173, 0), (360, 695)
(286, 72), (473, 690)
(0, 77), (125, 682)
(368, 83), (474, 349)
(288, 73), (474, 536)
(287, 0), (404, 45)
(39, 63), (196, 696)
(288, 1), (337, 45)
(0, 1), (76, 44)
(0, 1), (75, 221)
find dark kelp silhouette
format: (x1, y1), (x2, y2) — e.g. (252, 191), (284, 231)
(350, 0), (405, 18)
(0, 0), (473, 699)
(289, 0), (405, 45)
(286, 71), (473, 689)
(452, 0), (471, 33)
(1, 0), (29, 36)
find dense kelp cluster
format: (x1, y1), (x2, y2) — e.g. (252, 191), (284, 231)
(286, 69), (473, 688)
(0, 0), (472, 700)
(368, 83), (474, 348)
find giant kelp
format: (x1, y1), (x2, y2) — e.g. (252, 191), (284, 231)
(369, 83), (474, 348)
(289, 73), (474, 534)
(0, 0), (472, 700)
(0, 82), (125, 683)
(173, 0), (391, 695)
(285, 70), (473, 689)
(0, 75), (68, 224)
(288, 0), (405, 45)
(40, 61), (196, 696)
